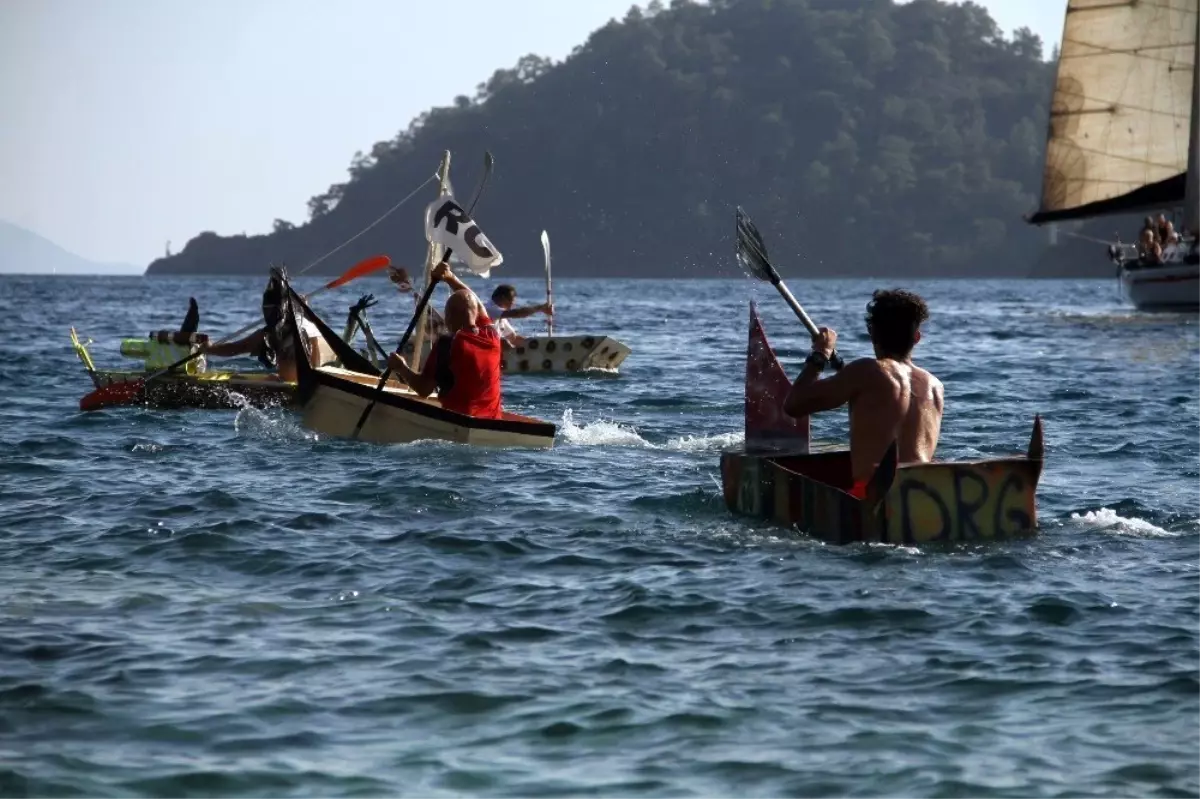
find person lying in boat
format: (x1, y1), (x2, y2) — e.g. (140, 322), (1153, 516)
(782, 289), (944, 499)
(387, 263), (503, 419)
(184, 275), (321, 382)
(484, 284), (553, 348)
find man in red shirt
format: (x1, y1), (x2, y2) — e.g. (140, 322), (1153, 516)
(387, 262), (503, 419)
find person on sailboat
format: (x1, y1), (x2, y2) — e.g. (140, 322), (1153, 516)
(484, 285), (553, 347)
(387, 262), (504, 419)
(1156, 214), (1173, 246)
(782, 289), (944, 499)
(1138, 227), (1164, 265)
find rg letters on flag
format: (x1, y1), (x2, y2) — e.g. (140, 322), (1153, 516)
(423, 195), (504, 277)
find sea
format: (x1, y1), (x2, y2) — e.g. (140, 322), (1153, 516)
(0, 275), (1196, 798)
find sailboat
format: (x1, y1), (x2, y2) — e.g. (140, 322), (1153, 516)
(1028, 0), (1199, 311)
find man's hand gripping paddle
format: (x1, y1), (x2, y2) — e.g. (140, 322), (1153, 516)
(735, 206), (844, 370)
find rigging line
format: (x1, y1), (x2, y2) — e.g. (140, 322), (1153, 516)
(298, 172), (438, 276)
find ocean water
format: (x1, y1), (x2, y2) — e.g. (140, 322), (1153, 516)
(0, 275), (1196, 798)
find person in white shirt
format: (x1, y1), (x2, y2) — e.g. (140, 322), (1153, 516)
(483, 284), (553, 347)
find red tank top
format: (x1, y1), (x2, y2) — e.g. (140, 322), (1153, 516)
(427, 316), (502, 418)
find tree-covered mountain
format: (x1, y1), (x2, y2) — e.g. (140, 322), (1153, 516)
(148, 0), (1078, 279)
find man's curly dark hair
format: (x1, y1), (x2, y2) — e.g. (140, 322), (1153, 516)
(864, 289), (929, 358)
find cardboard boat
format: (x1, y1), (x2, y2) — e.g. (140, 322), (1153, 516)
(71, 328), (296, 410)
(284, 282), (557, 449)
(401, 334), (631, 374)
(720, 303), (1044, 544)
(500, 335), (631, 373)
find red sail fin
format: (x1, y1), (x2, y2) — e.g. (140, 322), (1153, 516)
(745, 301), (810, 450)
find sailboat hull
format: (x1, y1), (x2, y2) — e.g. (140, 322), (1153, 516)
(1121, 261), (1200, 311)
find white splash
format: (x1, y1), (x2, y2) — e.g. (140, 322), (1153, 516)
(557, 409), (743, 452)
(558, 408), (651, 448)
(1070, 508), (1177, 538)
(663, 431), (744, 453)
(233, 408), (319, 442)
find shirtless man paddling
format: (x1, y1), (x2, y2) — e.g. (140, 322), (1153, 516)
(783, 289), (944, 498)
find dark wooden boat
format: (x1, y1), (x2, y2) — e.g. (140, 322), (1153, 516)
(720, 303), (1044, 544)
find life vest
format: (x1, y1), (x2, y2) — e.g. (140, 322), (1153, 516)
(430, 326), (502, 418)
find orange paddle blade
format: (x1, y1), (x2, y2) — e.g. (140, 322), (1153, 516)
(323, 254), (391, 290)
(80, 380), (145, 411)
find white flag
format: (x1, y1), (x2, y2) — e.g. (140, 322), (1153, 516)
(423, 194), (503, 278)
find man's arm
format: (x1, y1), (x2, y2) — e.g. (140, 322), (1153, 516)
(387, 353), (437, 397)
(783, 325), (866, 418)
(784, 358), (871, 418)
(499, 302), (552, 320)
(206, 328), (266, 358)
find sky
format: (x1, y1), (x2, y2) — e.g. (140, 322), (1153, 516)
(0, 0), (1066, 268)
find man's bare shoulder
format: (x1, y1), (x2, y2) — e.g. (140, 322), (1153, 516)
(912, 363), (944, 389)
(840, 357), (907, 391)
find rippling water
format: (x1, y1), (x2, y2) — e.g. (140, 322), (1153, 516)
(0, 275), (1196, 797)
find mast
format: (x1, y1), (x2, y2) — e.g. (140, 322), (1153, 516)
(410, 150), (451, 372)
(1186, 8), (1199, 234)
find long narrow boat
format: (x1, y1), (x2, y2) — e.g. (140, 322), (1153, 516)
(71, 328), (296, 410)
(284, 282), (557, 448)
(720, 303), (1044, 544)
(500, 334), (630, 374)
(403, 333), (631, 373)
(70, 297), (381, 411)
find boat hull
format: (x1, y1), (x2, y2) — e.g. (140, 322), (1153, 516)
(1120, 260), (1200, 311)
(720, 440), (1043, 545)
(502, 335), (631, 373)
(89, 371), (295, 410)
(404, 334), (631, 373)
(301, 367), (555, 447)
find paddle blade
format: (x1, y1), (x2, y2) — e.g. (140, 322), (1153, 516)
(735, 207), (779, 284)
(324, 254), (392, 290)
(80, 380), (144, 411)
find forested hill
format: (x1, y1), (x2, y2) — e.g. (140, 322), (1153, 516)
(147, 0), (1064, 279)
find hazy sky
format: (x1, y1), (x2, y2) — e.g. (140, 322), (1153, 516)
(0, 0), (1065, 267)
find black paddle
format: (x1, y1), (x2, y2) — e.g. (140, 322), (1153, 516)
(350, 151), (494, 439)
(735, 206), (844, 371)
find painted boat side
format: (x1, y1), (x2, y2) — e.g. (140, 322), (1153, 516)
(502, 335), (631, 373)
(721, 418), (1044, 544)
(89, 369), (295, 410)
(721, 301), (1045, 543)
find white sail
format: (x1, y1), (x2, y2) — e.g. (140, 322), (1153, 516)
(1032, 0), (1197, 223)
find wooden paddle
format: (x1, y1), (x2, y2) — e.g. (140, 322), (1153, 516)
(541, 230), (554, 336)
(349, 151), (494, 439)
(79, 254), (393, 411)
(735, 206), (844, 371)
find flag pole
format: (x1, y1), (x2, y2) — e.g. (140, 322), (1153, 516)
(410, 151), (452, 372)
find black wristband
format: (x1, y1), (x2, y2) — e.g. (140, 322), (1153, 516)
(805, 350), (829, 372)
